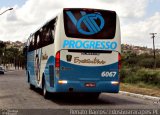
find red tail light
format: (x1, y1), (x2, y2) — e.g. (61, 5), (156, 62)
(118, 53), (121, 70)
(55, 51), (60, 67)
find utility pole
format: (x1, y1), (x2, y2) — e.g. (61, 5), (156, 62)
(150, 33), (157, 69)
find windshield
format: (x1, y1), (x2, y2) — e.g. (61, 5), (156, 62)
(63, 8), (116, 39)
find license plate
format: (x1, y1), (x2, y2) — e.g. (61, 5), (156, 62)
(85, 83), (96, 87)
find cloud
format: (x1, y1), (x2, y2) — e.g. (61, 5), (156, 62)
(100, 0), (148, 18)
(122, 12), (160, 48)
(0, 0), (159, 48)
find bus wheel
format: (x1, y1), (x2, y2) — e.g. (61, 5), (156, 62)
(42, 80), (50, 99)
(28, 73), (34, 90)
(30, 84), (35, 90)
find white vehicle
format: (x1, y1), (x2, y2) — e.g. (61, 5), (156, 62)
(25, 8), (121, 98)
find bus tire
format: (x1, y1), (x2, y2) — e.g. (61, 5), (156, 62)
(30, 84), (35, 90)
(27, 72), (30, 83)
(28, 72), (35, 90)
(42, 77), (50, 99)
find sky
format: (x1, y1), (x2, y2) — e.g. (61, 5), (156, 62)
(0, 0), (160, 48)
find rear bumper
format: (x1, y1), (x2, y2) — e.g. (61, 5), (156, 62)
(53, 81), (119, 93)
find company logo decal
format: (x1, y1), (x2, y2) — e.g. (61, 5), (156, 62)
(42, 52), (48, 60)
(66, 55), (72, 62)
(66, 11), (105, 35)
(74, 57), (106, 64)
(63, 40), (117, 50)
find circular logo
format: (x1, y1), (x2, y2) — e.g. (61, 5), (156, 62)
(76, 13), (105, 35)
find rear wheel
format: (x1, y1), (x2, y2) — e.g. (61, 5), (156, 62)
(42, 78), (50, 99)
(28, 73), (35, 90)
(30, 84), (35, 90)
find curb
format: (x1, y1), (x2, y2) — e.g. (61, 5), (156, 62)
(119, 91), (160, 102)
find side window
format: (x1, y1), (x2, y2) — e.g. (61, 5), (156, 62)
(28, 37), (31, 52)
(26, 38), (30, 51)
(28, 35), (37, 52)
(48, 28), (54, 43)
(28, 16), (57, 50)
(43, 28), (49, 43)
(33, 34), (37, 50)
(37, 34), (40, 49)
(50, 17), (57, 41)
(40, 26), (54, 47)
(29, 36), (34, 52)
(39, 29), (43, 48)
(34, 32), (40, 49)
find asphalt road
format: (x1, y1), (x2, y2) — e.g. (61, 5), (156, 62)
(0, 70), (159, 114)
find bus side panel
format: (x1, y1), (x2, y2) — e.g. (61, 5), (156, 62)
(27, 51), (37, 86)
(40, 44), (56, 92)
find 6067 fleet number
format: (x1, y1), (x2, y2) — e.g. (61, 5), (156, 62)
(101, 71), (117, 77)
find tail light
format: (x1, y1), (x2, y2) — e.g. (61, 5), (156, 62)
(55, 51), (60, 67)
(55, 51), (60, 78)
(118, 53), (121, 83)
(118, 53), (121, 70)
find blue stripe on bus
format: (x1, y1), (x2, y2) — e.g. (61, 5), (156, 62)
(27, 51), (36, 86)
(27, 54), (119, 93)
(56, 60), (119, 93)
(60, 60), (118, 81)
(44, 56), (55, 90)
(45, 56), (119, 93)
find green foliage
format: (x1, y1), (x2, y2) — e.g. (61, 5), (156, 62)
(120, 66), (128, 81)
(138, 58), (154, 68)
(156, 58), (160, 67)
(0, 45), (25, 68)
(0, 41), (6, 48)
(121, 45), (160, 88)
(121, 67), (160, 88)
(121, 50), (160, 68)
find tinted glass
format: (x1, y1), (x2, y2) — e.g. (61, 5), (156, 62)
(64, 8), (116, 39)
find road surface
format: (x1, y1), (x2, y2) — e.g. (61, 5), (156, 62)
(0, 70), (159, 114)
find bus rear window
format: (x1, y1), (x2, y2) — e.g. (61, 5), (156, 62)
(63, 8), (116, 39)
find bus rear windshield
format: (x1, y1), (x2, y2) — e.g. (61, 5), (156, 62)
(63, 9), (116, 39)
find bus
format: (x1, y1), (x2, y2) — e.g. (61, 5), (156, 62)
(24, 8), (121, 99)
